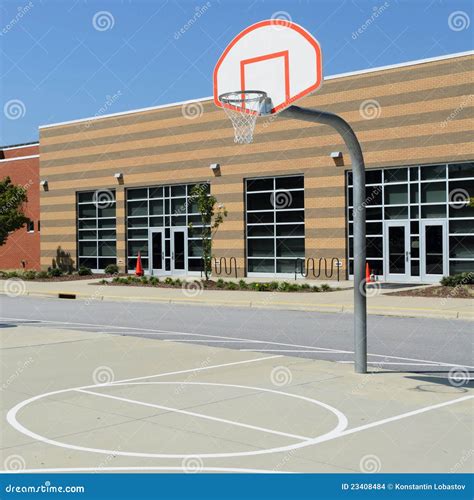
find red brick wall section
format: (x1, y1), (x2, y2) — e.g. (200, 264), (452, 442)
(0, 144), (40, 270)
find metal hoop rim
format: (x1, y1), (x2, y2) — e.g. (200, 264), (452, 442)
(219, 90), (267, 105)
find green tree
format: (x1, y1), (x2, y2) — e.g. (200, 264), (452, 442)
(0, 177), (29, 246)
(189, 184), (228, 281)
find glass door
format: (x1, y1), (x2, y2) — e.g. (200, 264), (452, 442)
(384, 221), (410, 281)
(420, 220), (447, 282)
(149, 228), (165, 275)
(171, 227), (187, 274)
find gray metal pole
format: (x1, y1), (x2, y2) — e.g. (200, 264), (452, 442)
(281, 105), (367, 374)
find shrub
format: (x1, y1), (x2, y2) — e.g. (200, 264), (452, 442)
(226, 282), (238, 290)
(441, 272), (474, 287)
(104, 264), (119, 275)
(238, 279), (248, 290)
(216, 278), (226, 289)
(78, 266), (92, 276)
(320, 284), (331, 292)
(164, 277), (174, 285)
(23, 270), (37, 280)
(268, 281), (279, 291)
(149, 276), (159, 285)
(140, 276), (148, 283)
(300, 283), (310, 290)
(311, 285), (320, 292)
(49, 267), (63, 277)
(173, 278), (182, 286)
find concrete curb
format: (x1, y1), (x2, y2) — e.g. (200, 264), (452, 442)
(2, 289), (472, 321)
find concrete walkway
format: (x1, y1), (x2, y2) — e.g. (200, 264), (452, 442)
(1, 278), (472, 320)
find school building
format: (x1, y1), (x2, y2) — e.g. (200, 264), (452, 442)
(9, 51), (474, 282)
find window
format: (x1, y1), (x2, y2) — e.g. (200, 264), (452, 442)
(27, 221), (34, 233)
(346, 162), (474, 278)
(77, 190), (117, 271)
(246, 175), (304, 275)
(125, 183), (210, 272)
(37, 221), (41, 232)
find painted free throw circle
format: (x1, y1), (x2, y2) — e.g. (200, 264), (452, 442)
(7, 381), (348, 458)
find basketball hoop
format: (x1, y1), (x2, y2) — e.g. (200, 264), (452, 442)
(219, 90), (267, 144)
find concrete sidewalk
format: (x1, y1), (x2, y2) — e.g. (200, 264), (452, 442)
(1, 278), (472, 320)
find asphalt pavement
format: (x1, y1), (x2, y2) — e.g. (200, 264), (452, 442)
(1, 295), (472, 374)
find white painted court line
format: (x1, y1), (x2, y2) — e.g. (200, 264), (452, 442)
(240, 349), (349, 353)
(112, 355), (282, 385)
(2, 315), (473, 369)
(338, 361), (446, 367)
(76, 388), (311, 441)
(1, 466), (285, 474)
(336, 395), (474, 439)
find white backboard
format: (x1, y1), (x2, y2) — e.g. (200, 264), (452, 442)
(214, 20), (323, 114)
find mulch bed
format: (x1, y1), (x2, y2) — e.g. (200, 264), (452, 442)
(387, 285), (474, 299)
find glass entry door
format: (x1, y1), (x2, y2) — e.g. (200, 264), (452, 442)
(149, 228), (164, 275)
(171, 227), (187, 274)
(384, 221), (410, 282)
(420, 220), (447, 282)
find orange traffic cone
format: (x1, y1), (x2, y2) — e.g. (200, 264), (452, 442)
(365, 263), (372, 283)
(135, 251), (144, 276)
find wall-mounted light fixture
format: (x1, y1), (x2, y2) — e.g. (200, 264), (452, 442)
(330, 151), (344, 167)
(114, 172), (124, 184)
(210, 163), (221, 176)
(40, 180), (49, 191)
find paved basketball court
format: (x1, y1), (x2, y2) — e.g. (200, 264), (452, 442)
(1, 320), (472, 473)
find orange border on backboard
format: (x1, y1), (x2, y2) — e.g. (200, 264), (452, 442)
(213, 19), (323, 114)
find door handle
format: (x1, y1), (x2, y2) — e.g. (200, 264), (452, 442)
(405, 251), (410, 262)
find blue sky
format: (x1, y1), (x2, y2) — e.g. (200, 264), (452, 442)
(0, 0), (472, 145)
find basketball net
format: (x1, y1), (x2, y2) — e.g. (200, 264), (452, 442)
(219, 91), (267, 144)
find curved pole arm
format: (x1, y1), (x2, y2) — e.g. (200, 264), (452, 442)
(281, 105), (367, 374)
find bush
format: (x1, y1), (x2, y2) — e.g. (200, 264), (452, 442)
(320, 284), (331, 292)
(312, 285), (320, 292)
(164, 277), (174, 285)
(78, 266), (92, 276)
(149, 276), (159, 285)
(226, 282), (238, 290)
(441, 272), (474, 287)
(48, 267), (63, 277)
(238, 279), (248, 290)
(104, 264), (119, 275)
(216, 278), (225, 289)
(23, 270), (37, 280)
